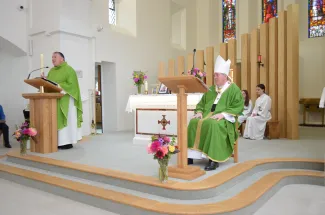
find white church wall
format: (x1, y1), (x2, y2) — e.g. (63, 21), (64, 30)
(92, 0), (197, 131)
(101, 62), (118, 132)
(0, 0), (28, 53)
(0, 53), (29, 133)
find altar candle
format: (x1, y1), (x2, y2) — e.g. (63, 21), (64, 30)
(40, 54), (44, 75)
(144, 81), (148, 91)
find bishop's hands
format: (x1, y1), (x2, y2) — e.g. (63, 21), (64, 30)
(191, 112), (202, 119)
(210, 113), (224, 121)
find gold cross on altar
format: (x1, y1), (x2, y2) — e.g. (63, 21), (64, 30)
(158, 115), (170, 130)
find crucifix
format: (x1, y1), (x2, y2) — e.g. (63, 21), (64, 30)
(158, 115), (170, 130)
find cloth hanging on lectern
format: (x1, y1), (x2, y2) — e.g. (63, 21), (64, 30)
(187, 83), (244, 162)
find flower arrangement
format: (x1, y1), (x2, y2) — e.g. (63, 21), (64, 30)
(147, 134), (180, 182)
(132, 71), (148, 94)
(13, 121), (37, 155)
(187, 68), (206, 80)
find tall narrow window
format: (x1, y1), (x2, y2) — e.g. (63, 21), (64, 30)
(222, 0), (236, 43)
(109, 0), (116, 25)
(262, 0), (277, 23)
(308, 0), (325, 38)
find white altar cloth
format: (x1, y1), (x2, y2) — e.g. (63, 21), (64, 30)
(125, 94), (203, 144)
(125, 93), (204, 112)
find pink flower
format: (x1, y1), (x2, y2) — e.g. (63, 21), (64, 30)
(144, 75), (148, 79)
(147, 144), (153, 153)
(161, 146), (168, 155)
(14, 130), (21, 139)
(150, 140), (161, 153)
(134, 78), (139, 82)
(27, 128), (37, 136)
(199, 72), (203, 77)
(163, 136), (170, 143)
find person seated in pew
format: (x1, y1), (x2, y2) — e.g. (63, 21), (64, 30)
(238, 90), (253, 124)
(243, 84), (272, 140)
(187, 55), (244, 171)
(0, 105), (12, 148)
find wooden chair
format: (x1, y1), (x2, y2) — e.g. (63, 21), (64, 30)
(231, 117), (239, 163)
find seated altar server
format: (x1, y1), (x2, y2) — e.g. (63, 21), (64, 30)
(243, 84), (272, 140)
(187, 55), (244, 171)
(46, 52), (83, 149)
(320, 87), (325, 108)
(238, 90), (253, 124)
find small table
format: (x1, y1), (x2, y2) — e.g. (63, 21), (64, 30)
(299, 98), (325, 126)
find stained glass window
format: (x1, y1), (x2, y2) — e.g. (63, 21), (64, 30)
(222, 0), (236, 43)
(262, 0), (277, 23)
(109, 0), (116, 25)
(308, 0), (325, 38)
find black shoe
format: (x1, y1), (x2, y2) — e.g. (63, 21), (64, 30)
(4, 143), (11, 148)
(204, 160), (219, 171)
(58, 144), (73, 150)
(188, 158), (193, 165)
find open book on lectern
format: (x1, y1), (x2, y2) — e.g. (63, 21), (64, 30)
(39, 77), (58, 86)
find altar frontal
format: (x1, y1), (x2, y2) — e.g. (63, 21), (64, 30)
(125, 94), (203, 144)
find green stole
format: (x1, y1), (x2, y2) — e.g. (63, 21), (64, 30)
(47, 62), (83, 130)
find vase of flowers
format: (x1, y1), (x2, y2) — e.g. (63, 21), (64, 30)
(13, 121), (38, 156)
(132, 71), (147, 94)
(188, 68), (206, 83)
(147, 134), (180, 183)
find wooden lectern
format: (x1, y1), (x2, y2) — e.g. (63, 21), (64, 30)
(158, 76), (208, 180)
(22, 78), (63, 153)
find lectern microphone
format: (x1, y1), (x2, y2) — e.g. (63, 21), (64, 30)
(27, 66), (49, 79)
(192, 49), (196, 70)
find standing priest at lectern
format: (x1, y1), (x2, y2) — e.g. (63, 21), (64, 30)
(187, 55), (244, 171)
(44, 52), (83, 149)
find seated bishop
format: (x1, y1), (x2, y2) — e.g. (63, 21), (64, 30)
(187, 55), (244, 171)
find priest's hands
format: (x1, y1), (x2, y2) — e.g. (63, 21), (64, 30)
(191, 112), (202, 119)
(41, 73), (46, 79)
(210, 113), (224, 121)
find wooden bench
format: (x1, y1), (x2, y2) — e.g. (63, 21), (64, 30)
(239, 120), (280, 140)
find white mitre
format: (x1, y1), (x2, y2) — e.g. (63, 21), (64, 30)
(214, 55), (231, 76)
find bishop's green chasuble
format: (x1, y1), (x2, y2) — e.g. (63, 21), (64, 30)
(188, 83), (244, 162)
(47, 62), (83, 130)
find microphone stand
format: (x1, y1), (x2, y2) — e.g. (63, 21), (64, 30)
(27, 66), (49, 79)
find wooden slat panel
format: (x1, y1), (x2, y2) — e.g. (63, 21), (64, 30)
(158, 62), (165, 77)
(269, 17), (278, 121)
(206, 47), (214, 87)
(168, 59), (175, 77)
(187, 53), (193, 71)
(177, 56), (185, 76)
(196, 50), (204, 72)
(286, 4), (299, 139)
(278, 11), (287, 138)
(30, 100), (35, 152)
(228, 39), (240, 87)
(42, 99), (50, 153)
(241, 34), (250, 93)
(260, 23), (269, 91)
(51, 99), (58, 152)
(250, 28), (260, 102)
(220, 43), (228, 60)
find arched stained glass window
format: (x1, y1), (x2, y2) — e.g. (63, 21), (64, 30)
(222, 0), (236, 43)
(109, 0), (116, 25)
(262, 0), (277, 23)
(308, 0), (325, 38)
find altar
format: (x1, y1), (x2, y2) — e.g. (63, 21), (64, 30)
(125, 94), (203, 144)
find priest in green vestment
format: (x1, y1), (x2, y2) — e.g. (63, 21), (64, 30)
(187, 55), (244, 171)
(46, 52), (83, 149)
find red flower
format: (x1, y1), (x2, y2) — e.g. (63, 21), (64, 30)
(155, 148), (166, 159)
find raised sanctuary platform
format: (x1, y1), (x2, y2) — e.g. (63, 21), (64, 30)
(0, 127), (324, 215)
